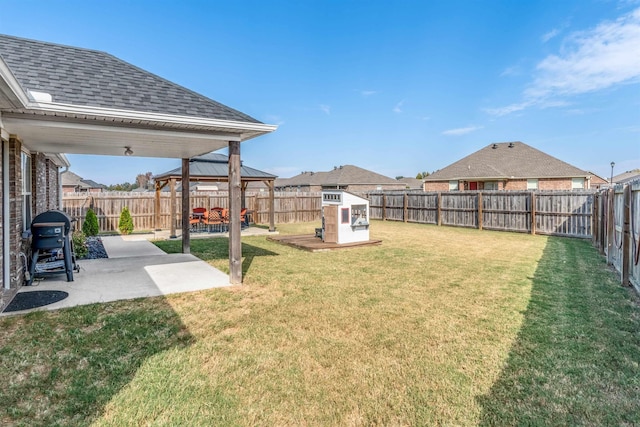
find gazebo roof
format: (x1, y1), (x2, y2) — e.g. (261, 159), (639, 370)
(154, 152), (276, 182)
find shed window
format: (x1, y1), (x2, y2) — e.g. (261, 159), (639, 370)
(448, 181), (458, 191)
(527, 179), (538, 190)
(341, 208), (350, 224)
(571, 178), (584, 189)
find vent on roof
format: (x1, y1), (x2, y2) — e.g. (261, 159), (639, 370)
(508, 142), (515, 148)
(492, 144), (497, 149)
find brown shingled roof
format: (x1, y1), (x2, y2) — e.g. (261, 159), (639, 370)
(424, 142), (590, 181)
(276, 165), (398, 187)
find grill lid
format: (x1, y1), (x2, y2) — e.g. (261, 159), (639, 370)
(31, 210), (72, 234)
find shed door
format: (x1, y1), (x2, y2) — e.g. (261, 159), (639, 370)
(469, 181), (478, 190)
(323, 205), (338, 243)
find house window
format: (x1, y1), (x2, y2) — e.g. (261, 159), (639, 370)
(527, 179), (538, 190)
(448, 181), (458, 191)
(571, 178), (584, 189)
(484, 181), (498, 190)
(22, 151), (32, 230)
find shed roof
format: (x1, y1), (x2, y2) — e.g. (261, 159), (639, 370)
(424, 141), (590, 181)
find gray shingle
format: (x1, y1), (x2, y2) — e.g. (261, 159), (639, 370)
(154, 153), (276, 180)
(0, 34), (261, 123)
(424, 142), (589, 180)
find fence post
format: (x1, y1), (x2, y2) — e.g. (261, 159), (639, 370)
(531, 191), (536, 235)
(382, 193), (387, 221)
(437, 192), (442, 226)
(607, 187), (615, 265)
(622, 184), (631, 285)
(403, 192), (408, 223)
(477, 192), (483, 231)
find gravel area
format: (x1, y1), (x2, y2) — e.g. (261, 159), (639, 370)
(81, 236), (108, 259)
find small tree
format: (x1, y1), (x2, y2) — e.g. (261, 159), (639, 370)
(82, 208), (99, 236)
(118, 206), (134, 235)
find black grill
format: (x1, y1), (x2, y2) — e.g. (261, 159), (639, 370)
(28, 210), (77, 285)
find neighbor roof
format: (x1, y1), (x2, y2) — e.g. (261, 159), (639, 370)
(61, 170), (105, 189)
(0, 34), (259, 123)
(276, 165), (399, 187)
(613, 169), (640, 185)
(154, 153), (276, 181)
(424, 142), (590, 181)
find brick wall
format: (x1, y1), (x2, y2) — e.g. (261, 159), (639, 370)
(32, 152), (48, 216)
(424, 181), (451, 191)
(8, 136), (24, 289)
(426, 178), (583, 191)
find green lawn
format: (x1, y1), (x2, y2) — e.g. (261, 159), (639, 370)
(1, 220), (638, 426)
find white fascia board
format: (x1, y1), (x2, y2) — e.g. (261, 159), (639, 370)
(0, 57), (29, 108)
(25, 101), (278, 135)
(0, 112), (9, 141)
(45, 153), (71, 168)
(9, 117), (244, 142)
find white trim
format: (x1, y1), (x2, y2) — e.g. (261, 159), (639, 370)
(21, 101), (278, 134)
(0, 57), (30, 108)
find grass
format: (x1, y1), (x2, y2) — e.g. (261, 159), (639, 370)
(1, 220), (639, 426)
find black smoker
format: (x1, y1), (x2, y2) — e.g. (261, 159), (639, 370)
(28, 210), (77, 285)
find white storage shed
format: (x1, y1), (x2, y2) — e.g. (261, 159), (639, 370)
(321, 191), (370, 244)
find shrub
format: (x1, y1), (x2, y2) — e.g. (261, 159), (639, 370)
(72, 230), (88, 259)
(118, 206), (134, 235)
(82, 208), (99, 236)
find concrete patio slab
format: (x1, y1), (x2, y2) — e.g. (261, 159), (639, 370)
(1, 234), (231, 316)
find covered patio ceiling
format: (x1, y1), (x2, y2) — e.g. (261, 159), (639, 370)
(1, 108), (275, 159)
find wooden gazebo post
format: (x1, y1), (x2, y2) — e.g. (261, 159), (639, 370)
(169, 178), (177, 239)
(181, 158), (190, 254)
(229, 141), (242, 284)
(267, 181), (275, 232)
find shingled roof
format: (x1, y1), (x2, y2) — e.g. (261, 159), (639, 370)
(276, 165), (399, 187)
(154, 153), (276, 181)
(424, 142), (590, 181)
(0, 34), (259, 123)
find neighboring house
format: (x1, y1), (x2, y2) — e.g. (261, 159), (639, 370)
(397, 177), (424, 190)
(587, 172), (610, 190)
(423, 142), (607, 191)
(0, 34), (275, 304)
(61, 170), (106, 193)
(612, 169), (640, 185)
(275, 165), (405, 192)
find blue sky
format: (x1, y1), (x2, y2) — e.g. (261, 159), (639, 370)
(1, 0), (639, 184)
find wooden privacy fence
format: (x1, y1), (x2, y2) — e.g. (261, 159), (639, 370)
(63, 191), (322, 232)
(368, 190), (595, 238)
(592, 180), (640, 292)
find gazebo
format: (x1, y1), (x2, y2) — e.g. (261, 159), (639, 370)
(153, 153), (277, 236)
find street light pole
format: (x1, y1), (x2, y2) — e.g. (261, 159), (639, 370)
(610, 161), (615, 186)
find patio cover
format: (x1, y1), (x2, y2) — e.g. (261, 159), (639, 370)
(153, 153), (277, 233)
(0, 34), (277, 284)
